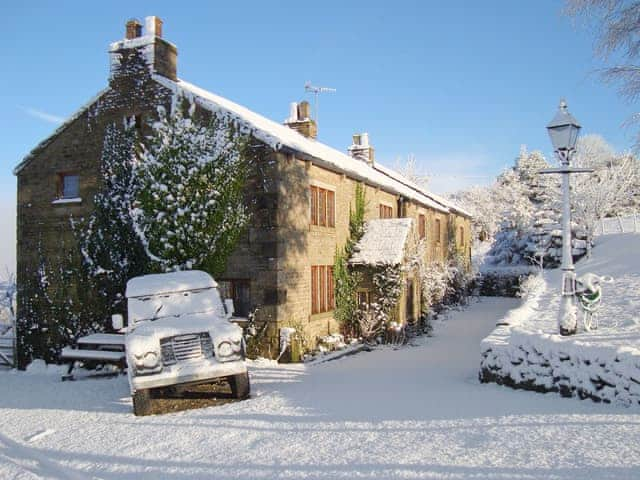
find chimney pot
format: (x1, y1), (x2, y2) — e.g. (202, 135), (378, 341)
(348, 132), (374, 165)
(297, 101), (311, 120)
(288, 102), (299, 122)
(145, 16), (163, 37)
(125, 19), (142, 39)
(284, 100), (317, 139)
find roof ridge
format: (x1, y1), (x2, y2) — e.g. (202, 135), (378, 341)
(153, 75), (470, 217)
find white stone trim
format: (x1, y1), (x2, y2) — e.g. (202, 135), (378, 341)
(51, 197), (82, 205)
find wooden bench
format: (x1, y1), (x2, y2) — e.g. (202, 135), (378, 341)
(60, 333), (126, 380)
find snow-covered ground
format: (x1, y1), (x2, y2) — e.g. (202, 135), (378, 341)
(2, 297), (640, 479)
(481, 233), (640, 405)
(494, 233), (640, 340)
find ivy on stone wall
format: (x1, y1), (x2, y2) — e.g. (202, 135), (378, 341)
(333, 183), (366, 335)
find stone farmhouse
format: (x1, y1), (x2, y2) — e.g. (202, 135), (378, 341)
(15, 17), (471, 360)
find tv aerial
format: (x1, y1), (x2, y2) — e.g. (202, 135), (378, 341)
(304, 81), (336, 124)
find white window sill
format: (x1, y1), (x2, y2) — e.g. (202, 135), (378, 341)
(51, 197), (82, 205)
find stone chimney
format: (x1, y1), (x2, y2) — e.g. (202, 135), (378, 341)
(348, 133), (375, 165)
(284, 101), (317, 139)
(126, 19), (142, 39)
(109, 16), (177, 81)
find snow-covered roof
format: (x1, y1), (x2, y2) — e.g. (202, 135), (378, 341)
(126, 270), (218, 298)
(153, 75), (468, 216)
(372, 163), (473, 218)
(14, 69), (471, 219)
(349, 218), (413, 266)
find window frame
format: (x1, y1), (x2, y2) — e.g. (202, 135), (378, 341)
(418, 214), (426, 240)
(310, 184), (336, 228)
(57, 172), (80, 200)
(379, 203), (393, 219)
(311, 264), (335, 315)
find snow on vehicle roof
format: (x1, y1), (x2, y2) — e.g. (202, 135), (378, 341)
(349, 218), (413, 266)
(126, 270), (217, 298)
(153, 75), (466, 217)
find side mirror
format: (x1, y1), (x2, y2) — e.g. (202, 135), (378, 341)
(112, 314), (124, 331)
(224, 299), (234, 319)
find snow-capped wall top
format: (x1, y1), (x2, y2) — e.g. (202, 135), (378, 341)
(350, 218), (413, 266)
(153, 75), (466, 217)
(126, 270), (218, 298)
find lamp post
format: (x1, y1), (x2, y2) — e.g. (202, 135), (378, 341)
(540, 100), (593, 335)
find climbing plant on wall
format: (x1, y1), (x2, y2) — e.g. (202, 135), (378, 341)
(333, 183), (366, 335)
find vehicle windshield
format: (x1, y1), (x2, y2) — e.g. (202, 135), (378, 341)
(128, 287), (225, 324)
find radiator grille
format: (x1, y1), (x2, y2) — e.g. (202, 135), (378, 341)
(160, 333), (213, 365)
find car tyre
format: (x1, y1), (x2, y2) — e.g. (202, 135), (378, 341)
(132, 388), (152, 416)
(229, 372), (250, 399)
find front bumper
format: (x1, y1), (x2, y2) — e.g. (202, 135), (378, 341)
(129, 358), (247, 393)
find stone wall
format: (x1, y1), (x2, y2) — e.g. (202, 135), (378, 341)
(480, 320), (640, 406)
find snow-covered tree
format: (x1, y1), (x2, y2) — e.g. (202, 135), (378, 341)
(394, 153), (430, 189)
(566, 1), (640, 144)
(572, 134), (639, 253)
(134, 103), (250, 274)
(74, 121), (149, 315)
(447, 185), (501, 241)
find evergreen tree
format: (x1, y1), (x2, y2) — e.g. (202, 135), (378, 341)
(75, 121), (149, 317)
(134, 103), (250, 274)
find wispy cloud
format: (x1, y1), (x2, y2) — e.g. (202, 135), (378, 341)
(21, 106), (64, 124)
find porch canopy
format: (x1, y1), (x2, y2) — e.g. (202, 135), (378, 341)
(349, 218), (413, 266)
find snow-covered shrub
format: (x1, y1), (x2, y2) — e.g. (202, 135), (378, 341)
(134, 102), (250, 274)
(371, 265), (402, 323)
(355, 303), (386, 344)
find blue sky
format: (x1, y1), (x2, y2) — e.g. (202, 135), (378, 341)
(0, 0), (637, 271)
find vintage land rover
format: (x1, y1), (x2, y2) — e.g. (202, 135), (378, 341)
(114, 270), (249, 415)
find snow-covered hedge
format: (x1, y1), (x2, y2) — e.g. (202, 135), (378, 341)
(481, 328), (640, 406)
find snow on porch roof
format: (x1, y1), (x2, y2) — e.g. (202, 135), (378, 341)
(349, 218), (413, 266)
(126, 270), (217, 298)
(153, 75), (462, 216)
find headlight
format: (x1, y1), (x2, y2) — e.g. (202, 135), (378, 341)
(217, 341), (233, 357)
(143, 351), (159, 369)
(131, 349), (162, 374)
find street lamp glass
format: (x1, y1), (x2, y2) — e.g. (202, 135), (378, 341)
(546, 100), (581, 152)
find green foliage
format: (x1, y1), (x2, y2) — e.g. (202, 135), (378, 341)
(334, 182), (367, 336)
(135, 103), (250, 275)
(333, 248), (360, 334)
(346, 182), (366, 255)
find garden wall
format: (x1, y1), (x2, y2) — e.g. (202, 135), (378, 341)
(480, 324), (640, 406)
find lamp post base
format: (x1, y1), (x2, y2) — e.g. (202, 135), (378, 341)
(558, 271), (577, 335)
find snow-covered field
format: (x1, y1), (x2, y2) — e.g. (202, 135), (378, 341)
(2, 297), (640, 479)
